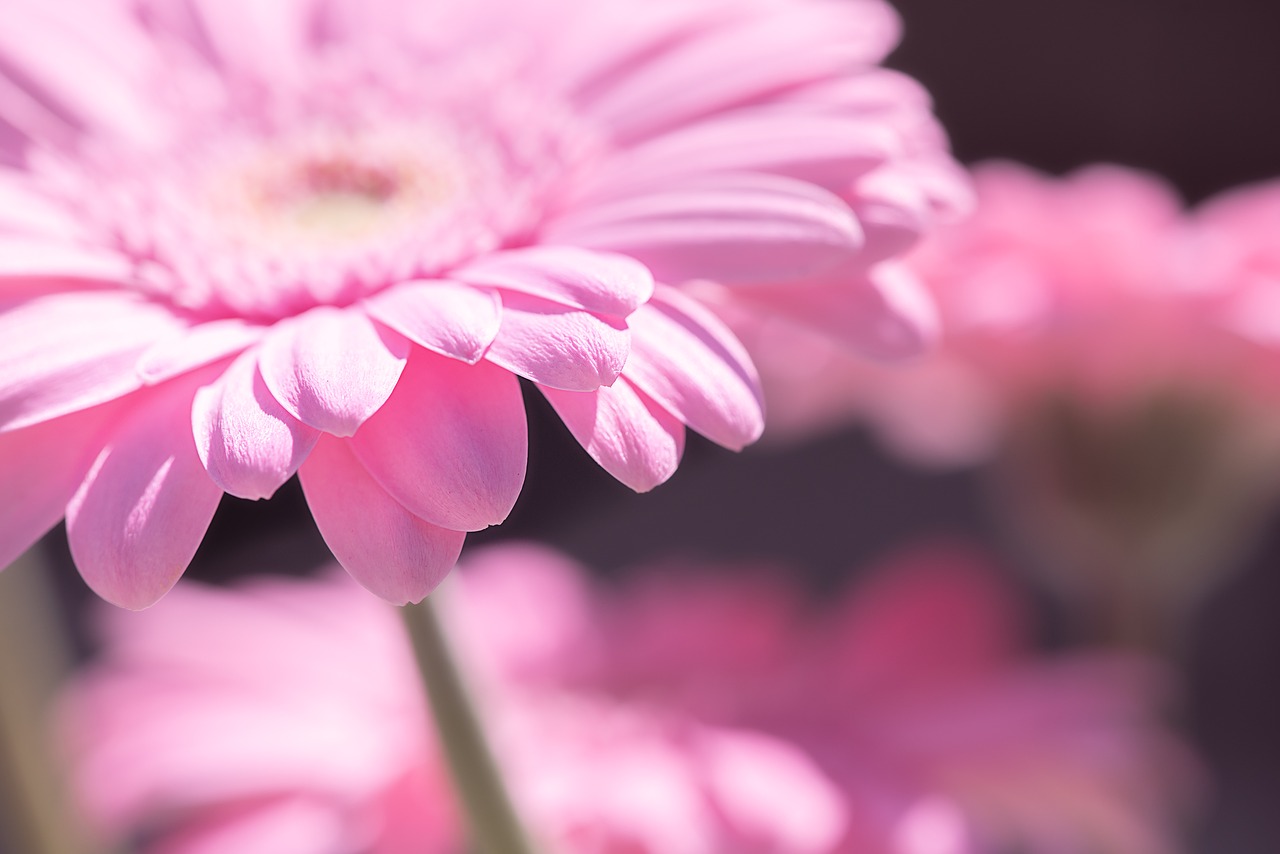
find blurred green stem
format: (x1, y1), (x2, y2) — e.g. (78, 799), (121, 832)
(0, 548), (92, 854)
(400, 582), (540, 854)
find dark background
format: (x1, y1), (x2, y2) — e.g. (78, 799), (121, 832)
(13, 1), (1280, 852)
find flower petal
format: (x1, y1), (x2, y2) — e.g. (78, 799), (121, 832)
(454, 246), (654, 317)
(578, 0), (901, 142)
(192, 351), (319, 500)
(0, 402), (119, 569)
(624, 286), (764, 450)
(583, 112), (896, 202)
(0, 237), (136, 281)
(541, 378), (685, 493)
(0, 290), (182, 432)
(0, 169), (85, 239)
(485, 292), (630, 392)
(363, 280), (501, 364)
(137, 319), (266, 385)
(546, 173), (862, 285)
(187, 0), (316, 85)
(349, 351), (527, 532)
(257, 308), (409, 437)
(299, 435), (466, 604)
(65, 381), (223, 609)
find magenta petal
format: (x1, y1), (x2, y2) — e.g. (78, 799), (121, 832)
(546, 173), (863, 285)
(0, 290), (183, 432)
(363, 280), (501, 364)
(0, 403), (119, 569)
(299, 435), (466, 604)
(485, 291), (630, 392)
(542, 378), (685, 493)
(454, 246), (655, 317)
(192, 351), (319, 500)
(257, 308), (409, 437)
(137, 319), (265, 385)
(625, 286), (764, 450)
(349, 352), (527, 532)
(65, 382), (223, 609)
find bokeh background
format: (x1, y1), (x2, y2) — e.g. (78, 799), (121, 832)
(10, 0), (1280, 851)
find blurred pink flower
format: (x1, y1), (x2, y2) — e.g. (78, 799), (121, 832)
(734, 162), (1280, 466)
(61, 543), (1196, 853)
(0, 0), (963, 607)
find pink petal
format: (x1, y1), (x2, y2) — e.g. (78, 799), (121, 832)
(0, 236), (136, 280)
(625, 286), (764, 450)
(0, 0), (168, 145)
(363, 280), (501, 364)
(734, 263), (939, 360)
(299, 435), (465, 604)
(349, 351), (526, 532)
(0, 290), (183, 432)
(257, 308), (408, 437)
(454, 246), (655, 317)
(65, 381), (223, 609)
(192, 351), (319, 500)
(0, 169), (84, 239)
(187, 0), (315, 85)
(485, 292), (630, 392)
(546, 173), (862, 285)
(583, 112), (897, 202)
(541, 378), (685, 493)
(137, 319), (266, 385)
(0, 402), (119, 569)
(579, 0), (900, 142)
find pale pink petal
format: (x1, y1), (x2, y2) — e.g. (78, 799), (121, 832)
(137, 319), (266, 385)
(65, 381), (223, 609)
(186, 0), (316, 84)
(299, 435), (465, 604)
(732, 263), (940, 360)
(349, 352), (526, 532)
(541, 378), (685, 492)
(0, 170), (84, 239)
(363, 280), (501, 364)
(624, 286), (764, 450)
(0, 237), (136, 280)
(583, 112), (897, 202)
(485, 292), (629, 392)
(579, 0), (901, 142)
(149, 797), (351, 854)
(0, 290), (183, 432)
(546, 173), (862, 285)
(258, 308), (409, 437)
(192, 351), (319, 500)
(0, 0), (168, 145)
(0, 402), (119, 568)
(454, 246), (654, 316)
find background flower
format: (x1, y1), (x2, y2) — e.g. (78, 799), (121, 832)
(60, 543), (1196, 853)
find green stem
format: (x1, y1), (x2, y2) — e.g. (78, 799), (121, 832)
(400, 582), (540, 854)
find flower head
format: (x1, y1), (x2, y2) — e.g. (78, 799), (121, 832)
(60, 543), (1197, 853)
(0, 0), (962, 606)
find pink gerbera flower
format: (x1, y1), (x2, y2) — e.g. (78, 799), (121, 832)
(60, 544), (1197, 854)
(0, 0), (961, 607)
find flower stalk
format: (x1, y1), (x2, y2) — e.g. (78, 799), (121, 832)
(400, 582), (540, 854)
